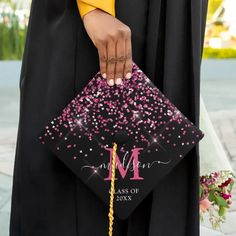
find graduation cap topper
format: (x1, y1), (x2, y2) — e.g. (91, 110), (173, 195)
(39, 62), (204, 222)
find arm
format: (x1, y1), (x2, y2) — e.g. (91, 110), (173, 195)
(76, 0), (132, 86)
(77, 0), (115, 19)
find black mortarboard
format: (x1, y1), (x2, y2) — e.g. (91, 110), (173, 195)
(39, 62), (204, 222)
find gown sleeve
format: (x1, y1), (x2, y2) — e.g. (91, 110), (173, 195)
(77, 0), (115, 19)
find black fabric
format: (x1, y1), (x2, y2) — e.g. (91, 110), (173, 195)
(10, 0), (208, 235)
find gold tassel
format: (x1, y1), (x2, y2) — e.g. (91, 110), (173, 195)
(108, 142), (117, 236)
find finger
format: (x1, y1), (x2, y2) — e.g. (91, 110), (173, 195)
(124, 35), (133, 79)
(97, 42), (107, 79)
(114, 38), (126, 85)
(107, 40), (116, 86)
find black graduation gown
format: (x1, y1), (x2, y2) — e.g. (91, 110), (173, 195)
(9, 0), (208, 235)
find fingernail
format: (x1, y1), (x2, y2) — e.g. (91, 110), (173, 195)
(108, 79), (114, 86)
(115, 78), (122, 85)
(102, 73), (107, 79)
(125, 72), (132, 79)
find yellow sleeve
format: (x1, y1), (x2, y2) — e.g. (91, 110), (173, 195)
(77, 0), (115, 19)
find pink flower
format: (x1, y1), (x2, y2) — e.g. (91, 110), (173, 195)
(221, 193), (232, 200)
(200, 197), (211, 213)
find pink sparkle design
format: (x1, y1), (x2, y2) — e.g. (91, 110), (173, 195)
(39, 62), (204, 162)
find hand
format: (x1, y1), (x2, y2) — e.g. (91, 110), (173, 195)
(82, 9), (133, 86)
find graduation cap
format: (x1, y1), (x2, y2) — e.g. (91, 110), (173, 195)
(39, 62), (204, 232)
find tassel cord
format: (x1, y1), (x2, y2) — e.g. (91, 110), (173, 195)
(108, 142), (117, 236)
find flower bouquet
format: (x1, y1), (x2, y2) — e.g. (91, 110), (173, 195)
(199, 96), (235, 229)
(200, 170), (235, 229)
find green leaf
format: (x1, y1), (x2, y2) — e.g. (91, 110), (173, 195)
(229, 181), (234, 192)
(214, 187), (222, 192)
(215, 195), (228, 207)
(208, 191), (216, 202)
(218, 206), (226, 217)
